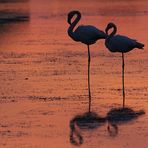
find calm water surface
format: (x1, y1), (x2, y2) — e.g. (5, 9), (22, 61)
(0, 0), (148, 148)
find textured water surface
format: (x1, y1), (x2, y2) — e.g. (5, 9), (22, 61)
(0, 0), (148, 148)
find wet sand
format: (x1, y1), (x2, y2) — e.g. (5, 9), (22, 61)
(0, 0), (148, 148)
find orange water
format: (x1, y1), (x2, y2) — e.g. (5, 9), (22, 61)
(0, 0), (148, 148)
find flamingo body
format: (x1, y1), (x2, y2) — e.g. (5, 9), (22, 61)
(105, 34), (144, 53)
(74, 25), (106, 45)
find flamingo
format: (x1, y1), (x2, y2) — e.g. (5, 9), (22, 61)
(67, 10), (106, 112)
(105, 22), (144, 108)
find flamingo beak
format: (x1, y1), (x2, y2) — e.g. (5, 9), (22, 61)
(105, 27), (108, 34)
(67, 12), (73, 25)
(67, 16), (71, 25)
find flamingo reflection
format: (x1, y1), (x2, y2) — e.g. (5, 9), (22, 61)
(69, 112), (106, 146)
(106, 107), (145, 137)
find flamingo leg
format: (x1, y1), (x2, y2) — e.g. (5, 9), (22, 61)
(122, 52), (125, 108)
(87, 45), (91, 112)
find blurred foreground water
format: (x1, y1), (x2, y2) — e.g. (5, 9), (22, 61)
(0, 0), (29, 23)
(0, 0), (148, 148)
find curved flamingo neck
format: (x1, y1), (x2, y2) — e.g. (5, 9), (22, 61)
(107, 24), (117, 38)
(68, 12), (81, 41)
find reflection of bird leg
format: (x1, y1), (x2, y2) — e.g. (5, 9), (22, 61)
(107, 122), (118, 137)
(70, 119), (83, 146)
(122, 52), (125, 108)
(88, 45), (91, 113)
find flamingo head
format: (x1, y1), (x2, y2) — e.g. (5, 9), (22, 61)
(67, 10), (81, 25)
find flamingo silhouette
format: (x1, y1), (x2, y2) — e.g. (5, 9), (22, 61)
(105, 22), (144, 108)
(67, 10), (106, 112)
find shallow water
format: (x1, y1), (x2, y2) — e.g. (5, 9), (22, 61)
(0, 0), (148, 148)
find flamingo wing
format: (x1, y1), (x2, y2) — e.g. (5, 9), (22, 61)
(107, 35), (138, 52)
(74, 25), (106, 44)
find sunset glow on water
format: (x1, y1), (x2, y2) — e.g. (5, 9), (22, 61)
(0, 0), (148, 148)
